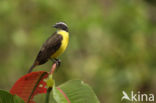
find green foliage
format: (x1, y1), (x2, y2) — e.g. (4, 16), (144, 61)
(53, 86), (68, 103)
(0, 90), (24, 103)
(53, 80), (99, 103)
(35, 80), (100, 103)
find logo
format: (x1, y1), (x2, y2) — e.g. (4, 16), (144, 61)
(121, 91), (154, 102)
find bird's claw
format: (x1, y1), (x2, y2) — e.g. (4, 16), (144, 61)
(54, 58), (61, 68)
(50, 58), (61, 72)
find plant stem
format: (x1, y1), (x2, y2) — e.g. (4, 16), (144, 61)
(45, 62), (57, 103)
(45, 87), (52, 103)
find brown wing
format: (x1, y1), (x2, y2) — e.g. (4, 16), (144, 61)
(35, 33), (63, 65)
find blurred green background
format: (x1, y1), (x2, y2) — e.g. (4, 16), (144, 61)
(0, 0), (156, 103)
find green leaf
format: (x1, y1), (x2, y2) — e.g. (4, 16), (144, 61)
(53, 85), (69, 103)
(0, 90), (25, 103)
(53, 80), (100, 103)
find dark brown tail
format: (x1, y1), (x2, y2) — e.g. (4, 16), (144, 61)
(28, 61), (38, 73)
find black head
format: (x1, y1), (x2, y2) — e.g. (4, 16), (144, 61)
(53, 22), (68, 32)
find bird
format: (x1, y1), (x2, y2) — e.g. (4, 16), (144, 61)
(28, 22), (69, 73)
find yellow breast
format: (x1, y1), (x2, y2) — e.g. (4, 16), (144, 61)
(51, 30), (69, 58)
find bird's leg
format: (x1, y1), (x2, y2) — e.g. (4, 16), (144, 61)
(54, 58), (61, 68)
(50, 58), (61, 68)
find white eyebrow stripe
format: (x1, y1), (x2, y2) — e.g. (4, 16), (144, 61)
(56, 22), (67, 27)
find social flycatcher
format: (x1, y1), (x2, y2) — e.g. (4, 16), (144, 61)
(28, 22), (69, 73)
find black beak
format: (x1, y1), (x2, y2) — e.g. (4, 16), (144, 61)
(53, 24), (57, 28)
